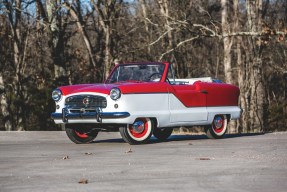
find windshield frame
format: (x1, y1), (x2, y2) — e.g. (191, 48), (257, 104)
(105, 62), (169, 84)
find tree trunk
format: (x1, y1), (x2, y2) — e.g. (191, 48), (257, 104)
(3, 0), (24, 131)
(233, 0), (248, 133)
(92, 0), (116, 79)
(221, 0), (233, 84)
(139, 0), (151, 54)
(104, 27), (111, 79)
(0, 75), (12, 131)
(63, 2), (96, 68)
(221, 0), (237, 133)
(158, 0), (173, 49)
(157, 0), (180, 75)
(246, 0), (267, 132)
(46, 0), (66, 80)
(35, 0), (47, 36)
(93, 0), (124, 79)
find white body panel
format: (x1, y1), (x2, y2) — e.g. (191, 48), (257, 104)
(53, 92), (241, 128)
(169, 94), (207, 122)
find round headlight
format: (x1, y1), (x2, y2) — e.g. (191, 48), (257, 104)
(52, 89), (62, 102)
(110, 88), (121, 100)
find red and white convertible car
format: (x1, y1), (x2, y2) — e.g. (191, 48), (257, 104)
(51, 62), (241, 144)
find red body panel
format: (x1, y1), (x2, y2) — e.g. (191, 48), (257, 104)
(118, 82), (169, 94)
(59, 84), (113, 95)
(168, 83), (206, 107)
(168, 82), (239, 107)
(59, 82), (170, 96)
(59, 81), (239, 107)
(200, 82), (239, 106)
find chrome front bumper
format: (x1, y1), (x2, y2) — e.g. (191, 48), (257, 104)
(51, 108), (130, 123)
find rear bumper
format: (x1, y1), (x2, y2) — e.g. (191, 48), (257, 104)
(51, 108), (130, 123)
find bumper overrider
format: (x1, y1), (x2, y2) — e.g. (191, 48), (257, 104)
(51, 107), (130, 123)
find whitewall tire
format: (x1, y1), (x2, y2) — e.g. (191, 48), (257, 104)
(205, 115), (228, 139)
(119, 118), (154, 145)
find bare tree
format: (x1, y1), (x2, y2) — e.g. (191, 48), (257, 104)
(46, 0), (67, 80)
(35, 0), (48, 36)
(3, 0), (25, 131)
(63, 0), (97, 69)
(139, 0), (151, 54)
(246, 0), (267, 132)
(157, 0), (173, 50)
(221, 0), (233, 84)
(0, 74), (11, 131)
(221, 0), (237, 133)
(91, 0), (123, 79)
(0, 7), (12, 131)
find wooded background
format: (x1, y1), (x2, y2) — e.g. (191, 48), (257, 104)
(0, 0), (286, 132)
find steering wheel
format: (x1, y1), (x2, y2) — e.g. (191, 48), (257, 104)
(148, 73), (162, 81)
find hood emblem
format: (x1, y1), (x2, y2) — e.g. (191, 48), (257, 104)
(83, 97), (90, 106)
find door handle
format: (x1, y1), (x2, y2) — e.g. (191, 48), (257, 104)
(200, 90), (208, 94)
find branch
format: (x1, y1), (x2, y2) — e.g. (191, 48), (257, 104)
(157, 14), (287, 38)
(159, 35), (200, 60)
(192, 23), (219, 37)
(149, 28), (175, 46)
(20, 27), (31, 75)
(145, 17), (159, 27)
(223, 31), (287, 37)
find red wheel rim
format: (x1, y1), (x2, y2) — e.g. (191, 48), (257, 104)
(74, 130), (89, 138)
(212, 115), (225, 133)
(128, 118), (149, 139)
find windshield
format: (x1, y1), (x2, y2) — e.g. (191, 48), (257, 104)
(106, 63), (165, 83)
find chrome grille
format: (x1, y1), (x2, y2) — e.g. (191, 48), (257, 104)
(65, 95), (107, 108)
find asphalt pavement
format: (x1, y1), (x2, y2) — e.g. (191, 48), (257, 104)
(0, 131), (287, 192)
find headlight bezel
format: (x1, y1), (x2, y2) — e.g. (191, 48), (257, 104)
(110, 87), (121, 100)
(52, 89), (62, 102)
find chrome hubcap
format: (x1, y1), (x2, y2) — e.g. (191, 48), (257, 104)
(214, 116), (223, 128)
(132, 121), (145, 133)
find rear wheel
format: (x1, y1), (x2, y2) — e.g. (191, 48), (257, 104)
(65, 125), (99, 144)
(153, 128), (173, 141)
(119, 118), (154, 145)
(205, 115), (228, 139)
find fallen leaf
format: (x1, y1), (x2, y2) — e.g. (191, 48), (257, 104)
(198, 157), (211, 160)
(62, 156), (69, 160)
(78, 179), (88, 184)
(125, 148), (133, 153)
(84, 152), (93, 155)
(188, 142), (193, 145)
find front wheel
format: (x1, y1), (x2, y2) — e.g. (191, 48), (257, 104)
(153, 128), (173, 141)
(65, 125), (99, 144)
(119, 118), (154, 145)
(205, 115), (228, 139)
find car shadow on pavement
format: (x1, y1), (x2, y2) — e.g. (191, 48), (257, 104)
(93, 132), (265, 144)
(167, 132), (264, 141)
(225, 132), (265, 138)
(93, 138), (125, 144)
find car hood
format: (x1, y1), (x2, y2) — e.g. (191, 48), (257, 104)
(59, 84), (116, 96)
(58, 82), (170, 96)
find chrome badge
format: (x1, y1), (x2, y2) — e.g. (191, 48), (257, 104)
(82, 97), (90, 106)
